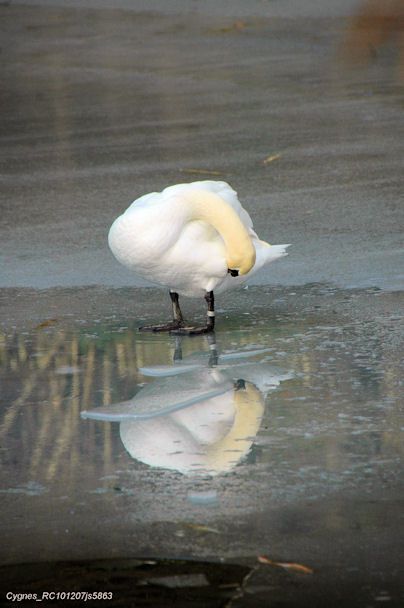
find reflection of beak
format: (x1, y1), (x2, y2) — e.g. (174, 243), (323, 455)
(234, 378), (246, 390)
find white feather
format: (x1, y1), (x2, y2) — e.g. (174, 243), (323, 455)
(108, 180), (289, 297)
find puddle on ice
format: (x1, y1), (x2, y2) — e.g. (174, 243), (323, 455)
(81, 340), (292, 476)
(0, 287), (403, 604)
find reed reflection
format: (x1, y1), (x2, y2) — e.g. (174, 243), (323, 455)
(81, 338), (292, 476)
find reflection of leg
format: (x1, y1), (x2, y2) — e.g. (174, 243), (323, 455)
(171, 291), (216, 336)
(206, 332), (218, 366)
(139, 291), (186, 332)
(173, 336), (183, 362)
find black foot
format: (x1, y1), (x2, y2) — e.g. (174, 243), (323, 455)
(170, 325), (215, 336)
(139, 321), (185, 333)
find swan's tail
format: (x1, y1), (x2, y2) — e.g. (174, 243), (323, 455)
(252, 242), (290, 273)
(265, 243), (290, 260)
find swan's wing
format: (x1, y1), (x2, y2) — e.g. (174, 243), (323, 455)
(163, 181), (255, 232)
(126, 191), (160, 211)
(125, 180), (257, 234)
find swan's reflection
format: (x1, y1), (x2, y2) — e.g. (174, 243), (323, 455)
(81, 339), (292, 476)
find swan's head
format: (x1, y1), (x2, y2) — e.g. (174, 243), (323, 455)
(176, 186), (257, 277)
(227, 246), (256, 276)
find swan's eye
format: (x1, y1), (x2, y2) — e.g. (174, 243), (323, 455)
(228, 268), (239, 277)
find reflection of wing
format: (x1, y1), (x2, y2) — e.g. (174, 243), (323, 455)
(139, 347), (273, 377)
(138, 363), (201, 377)
(81, 369), (233, 421)
(219, 347), (273, 361)
(140, 356), (293, 400)
(223, 363), (294, 397)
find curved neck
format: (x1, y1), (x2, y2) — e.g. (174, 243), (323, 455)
(206, 383), (264, 473)
(180, 189), (256, 275)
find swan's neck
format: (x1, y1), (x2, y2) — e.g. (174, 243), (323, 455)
(181, 190), (256, 275)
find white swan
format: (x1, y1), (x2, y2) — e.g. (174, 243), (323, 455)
(108, 180), (289, 334)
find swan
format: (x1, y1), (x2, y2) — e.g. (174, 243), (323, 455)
(108, 180), (289, 334)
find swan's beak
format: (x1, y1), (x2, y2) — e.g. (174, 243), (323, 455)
(228, 268), (239, 277)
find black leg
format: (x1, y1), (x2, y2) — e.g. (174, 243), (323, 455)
(139, 291), (186, 332)
(204, 290), (215, 332)
(170, 291), (185, 324)
(170, 290), (216, 336)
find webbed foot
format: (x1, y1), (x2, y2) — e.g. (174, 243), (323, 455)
(170, 325), (215, 336)
(139, 321), (185, 333)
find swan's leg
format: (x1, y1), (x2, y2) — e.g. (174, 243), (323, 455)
(170, 290), (185, 324)
(170, 291), (215, 336)
(204, 290), (216, 333)
(139, 291), (186, 332)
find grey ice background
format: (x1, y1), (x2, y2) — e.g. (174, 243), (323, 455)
(1, 0), (403, 291)
(8, 0), (367, 17)
(1, 4), (404, 603)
